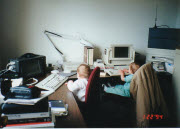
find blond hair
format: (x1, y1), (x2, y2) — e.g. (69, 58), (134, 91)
(129, 62), (140, 74)
(77, 64), (90, 78)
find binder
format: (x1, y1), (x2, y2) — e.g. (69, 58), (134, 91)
(1, 97), (48, 114)
(2, 112), (50, 120)
(7, 116), (51, 124)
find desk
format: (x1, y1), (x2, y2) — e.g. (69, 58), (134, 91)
(47, 73), (111, 128)
(48, 79), (86, 128)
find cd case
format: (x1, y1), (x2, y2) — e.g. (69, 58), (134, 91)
(48, 100), (68, 116)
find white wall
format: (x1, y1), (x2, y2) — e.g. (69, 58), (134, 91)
(176, 0), (180, 27)
(0, 0), (179, 68)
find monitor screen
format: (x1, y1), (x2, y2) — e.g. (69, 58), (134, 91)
(114, 47), (129, 58)
(21, 60), (42, 77)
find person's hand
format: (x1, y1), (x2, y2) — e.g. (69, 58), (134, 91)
(65, 80), (73, 86)
(119, 69), (124, 75)
(123, 69), (129, 73)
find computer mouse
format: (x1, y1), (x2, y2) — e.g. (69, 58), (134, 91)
(51, 70), (60, 74)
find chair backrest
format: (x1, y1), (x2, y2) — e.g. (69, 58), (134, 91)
(85, 67), (100, 105)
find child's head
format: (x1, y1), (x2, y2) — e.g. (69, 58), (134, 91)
(129, 62), (140, 74)
(77, 64), (90, 79)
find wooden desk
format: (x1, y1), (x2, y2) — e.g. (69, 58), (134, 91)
(46, 72), (117, 128)
(48, 78), (86, 128)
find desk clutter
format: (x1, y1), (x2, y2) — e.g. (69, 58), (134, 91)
(0, 53), (73, 127)
(1, 97), (68, 128)
(2, 100), (68, 128)
(0, 46), (139, 128)
(0, 74), (69, 128)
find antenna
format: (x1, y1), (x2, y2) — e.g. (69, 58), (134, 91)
(154, 0), (158, 28)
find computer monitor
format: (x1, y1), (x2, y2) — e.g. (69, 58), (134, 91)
(9, 53), (46, 78)
(148, 28), (180, 50)
(112, 46), (130, 59)
(104, 44), (135, 65)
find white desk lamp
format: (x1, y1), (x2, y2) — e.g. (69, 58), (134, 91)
(44, 30), (93, 73)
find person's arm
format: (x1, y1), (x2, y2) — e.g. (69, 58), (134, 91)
(124, 74), (133, 83)
(123, 69), (129, 73)
(66, 80), (79, 92)
(119, 69), (125, 81)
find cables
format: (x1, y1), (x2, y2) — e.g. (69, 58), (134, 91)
(6, 62), (16, 72)
(0, 69), (9, 78)
(0, 61), (16, 78)
(157, 25), (170, 28)
(25, 78), (38, 86)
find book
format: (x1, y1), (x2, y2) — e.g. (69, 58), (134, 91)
(84, 46), (94, 65)
(7, 117), (51, 124)
(2, 112), (50, 120)
(49, 100), (66, 113)
(88, 48), (94, 65)
(4, 90), (53, 105)
(1, 97), (48, 114)
(84, 46), (88, 64)
(5, 121), (54, 128)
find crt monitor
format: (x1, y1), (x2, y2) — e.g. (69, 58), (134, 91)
(104, 44), (135, 65)
(112, 46), (129, 58)
(9, 53), (46, 78)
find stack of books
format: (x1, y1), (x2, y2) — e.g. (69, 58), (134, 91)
(2, 97), (55, 128)
(84, 46), (94, 65)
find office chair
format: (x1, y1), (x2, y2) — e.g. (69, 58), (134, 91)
(76, 67), (101, 127)
(97, 76), (136, 128)
(84, 67), (136, 127)
(85, 67), (101, 105)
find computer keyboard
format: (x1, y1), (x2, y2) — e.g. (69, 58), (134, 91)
(104, 65), (129, 76)
(35, 74), (68, 91)
(104, 69), (121, 76)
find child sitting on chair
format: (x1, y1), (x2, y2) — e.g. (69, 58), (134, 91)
(66, 64), (90, 102)
(104, 62), (140, 97)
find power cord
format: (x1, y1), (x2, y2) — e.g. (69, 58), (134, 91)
(25, 78), (38, 86)
(0, 69), (9, 78)
(0, 62), (17, 78)
(6, 62), (16, 72)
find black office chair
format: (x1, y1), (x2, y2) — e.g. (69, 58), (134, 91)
(96, 76), (136, 128)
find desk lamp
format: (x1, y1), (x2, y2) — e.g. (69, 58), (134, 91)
(44, 30), (93, 72)
(44, 30), (93, 48)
